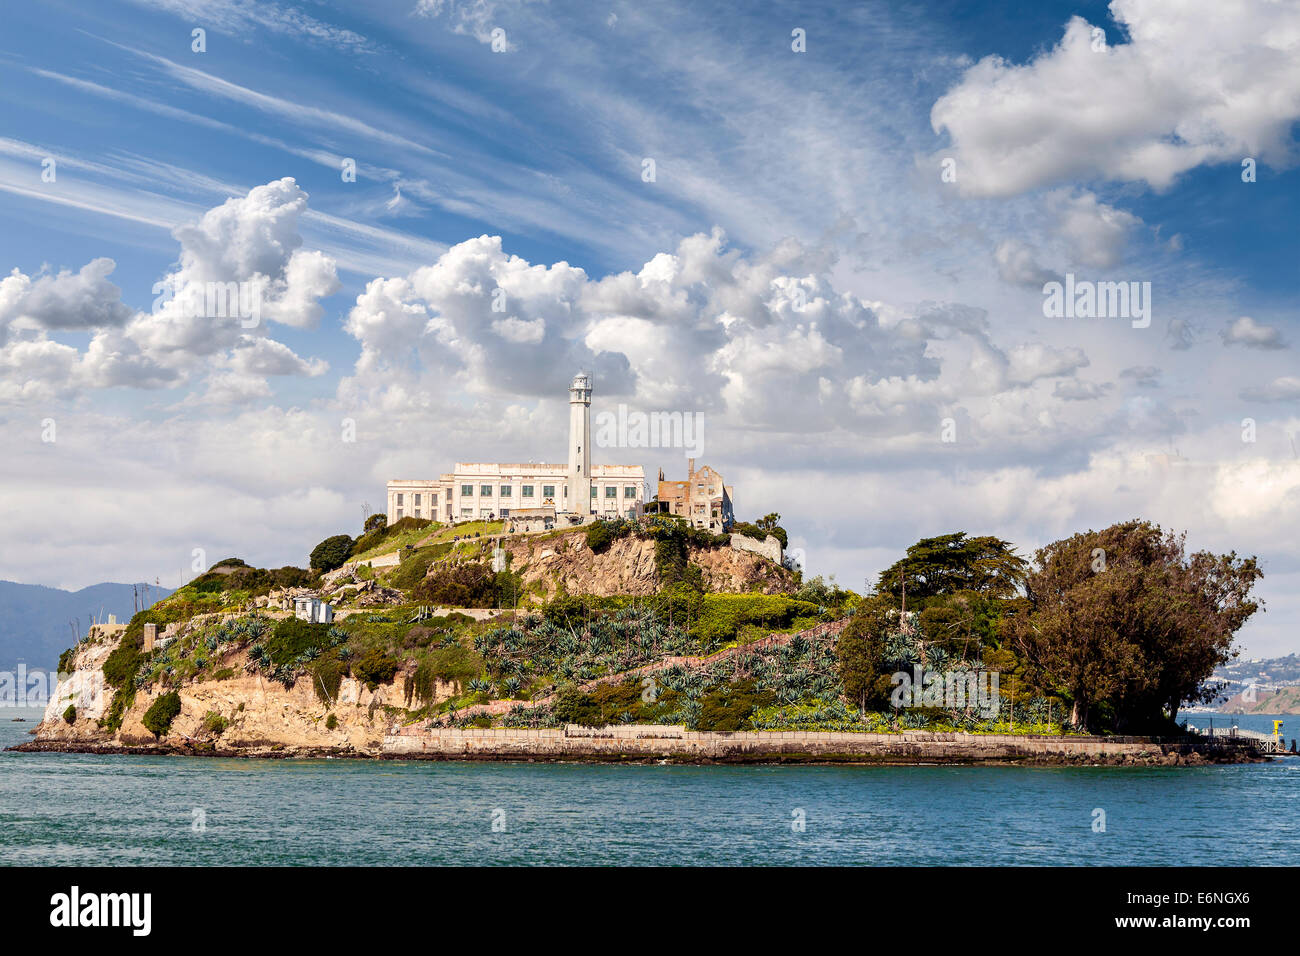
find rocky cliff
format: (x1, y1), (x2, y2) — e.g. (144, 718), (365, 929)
(504, 530), (794, 598)
(33, 632), (458, 757)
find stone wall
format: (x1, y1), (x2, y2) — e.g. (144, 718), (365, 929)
(383, 724), (1255, 762)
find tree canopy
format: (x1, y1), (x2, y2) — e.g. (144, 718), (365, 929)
(309, 534), (355, 573)
(1007, 519), (1262, 732)
(874, 532), (1027, 602)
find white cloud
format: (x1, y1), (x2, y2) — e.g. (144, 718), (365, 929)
(1048, 189), (1141, 269)
(1242, 376), (1300, 402)
(1222, 315), (1287, 350)
(993, 239), (1055, 288)
(0, 179), (336, 406)
(0, 259), (132, 341)
(931, 0), (1300, 197)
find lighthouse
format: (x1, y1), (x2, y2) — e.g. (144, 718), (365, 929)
(567, 371), (592, 514)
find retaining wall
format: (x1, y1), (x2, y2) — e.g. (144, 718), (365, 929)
(383, 724), (1255, 762)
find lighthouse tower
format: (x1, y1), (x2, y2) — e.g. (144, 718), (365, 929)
(567, 371), (592, 515)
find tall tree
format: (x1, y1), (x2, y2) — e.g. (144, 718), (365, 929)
(1008, 520), (1262, 731)
(876, 532), (1028, 602)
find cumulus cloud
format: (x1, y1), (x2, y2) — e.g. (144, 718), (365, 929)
(1241, 376), (1300, 402)
(993, 239), (1055, 288)
(1048, 189), (1141, 269)
(341, 229), (967, 432)
(1222, 315), (1287, 350)
(0, 258), (132, 341)
(0, 179), (337, 406)
(1120, 365), (1162, 388)
(931, 0), (1300, 197)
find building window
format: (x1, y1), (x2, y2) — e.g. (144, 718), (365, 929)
(522, 485), (534, 497)
(396, 493), (404, 506)
(591, 486), (598, 498)
(500, 485), (512, 496)
(542, 485), (555, 498)
(396, 509), (404, 519)
(462, 484), (474, 497)
(414, 494), (421, 506)
(430, 494), (438, 506)
(624, 486), (636, 497)
(605, 486), (617, 498)
(460, 508), (473, 518)
(481, 485), (493, 497)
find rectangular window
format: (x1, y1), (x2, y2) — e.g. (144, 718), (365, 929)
(461, 508), (473, 518)
(396, 508), (404, 519)
(500, 485), (512, 497)
(396, 493), (404, 506)
(522, 485), (534, 497)
(542, 485), (555, 498)
(591, 486), (598, 498)
(481, 485), (493, 497)
(430, 494), (438, 507)
(462, 484), (474, 497)
(605, 486), (617, 498)
(624, 486), (636, 498)
(414, 494), (421, 506)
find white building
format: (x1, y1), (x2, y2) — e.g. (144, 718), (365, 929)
(387, 373), (646, 526)
(293, 595), (334, 624)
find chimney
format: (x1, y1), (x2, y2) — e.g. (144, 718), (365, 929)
(688, 457), (696, 477)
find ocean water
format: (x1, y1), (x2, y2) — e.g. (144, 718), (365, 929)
(2, 709), (1297, 866)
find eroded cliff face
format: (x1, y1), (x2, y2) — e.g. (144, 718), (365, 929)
(504, 531), (794, 598)
(35, 632), (459, 755)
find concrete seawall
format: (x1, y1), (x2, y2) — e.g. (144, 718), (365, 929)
(382, 724), (1261, 764)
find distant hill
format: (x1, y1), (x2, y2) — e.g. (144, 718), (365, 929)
(0, 580), (173, 673)
(1200, 653), (1300, 713)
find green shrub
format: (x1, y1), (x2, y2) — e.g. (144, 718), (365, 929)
(102, 633), (146, 688)
(325, 713), (339, 730)
(201, 711), (228, 735)
(62, 704), (76, 724)
(405, 645), (482, 705)
(265, 618), (331, 667)
(354, 647), (399, 690)
(387, 542), (454, 590)
(308, 652), (349, 704)
(58, 647), (76, 675)
(310, 534), (355, 572)
(690, 594), (821, 647)
(142, 691), (182, 738)
(351, 516), (435, 558)
(552, 681), (660, 727)
(585, 522), (614, 554)
(412, 562), (499, 608)
(100, 687), (135, 733)
(696, 679), (775, 731)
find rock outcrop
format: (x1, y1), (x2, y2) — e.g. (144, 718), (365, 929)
(503, 530), (794, 599)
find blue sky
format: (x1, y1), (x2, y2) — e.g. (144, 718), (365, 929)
(1, 0), (1297, 655)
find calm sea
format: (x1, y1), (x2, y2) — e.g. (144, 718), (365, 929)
(2, 709), (1297, 865)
